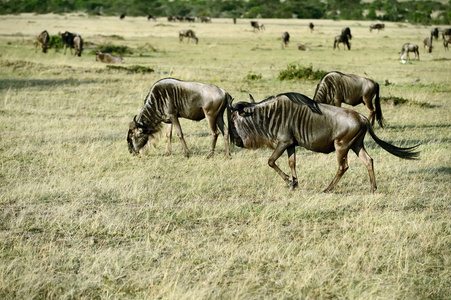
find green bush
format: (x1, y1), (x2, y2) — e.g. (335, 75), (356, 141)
(96, 43), (133, 56)
(278, 64), (327, 81)
(48, 35), (63, 49)
(244, 72), (262, 81)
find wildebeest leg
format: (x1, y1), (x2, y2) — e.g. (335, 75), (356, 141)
(170, 117), (190, 158)
(352, 142), (376, 193)
(268, 141), (293, 186)
(363, 96), (376, 126)
(215, 114), (231, 158)
(166, 124), (172, 156)
(323, 146), (349, 193)
(286, 145), (298, 189)
(205, 116), (219, 159)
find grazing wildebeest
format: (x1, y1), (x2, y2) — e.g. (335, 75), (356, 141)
(200, 16), (212, 23)
(370, 23), (385, 32)
(251, 21), (265, 32)
(309, 22), (314, 33)
(127, 78), (231, 158)
(431, 28), (439, 40)
(341, 27), (352, 40)
(399, 43), (419, 60)
(313, 71), (384, 127)
(282, 32), (290, 47)
(34, 30), (50, 53)
(228, 93), (419, 192)
(423, 36), (433, 53)
(61, 31), (82, 55)
(334, 34), (351, 50)
(147, 14), (157, 21)
(179, 30), (198, 44)
(95, 51), (124, 64)
(297, 44), (311, 51)
(73, 35), (83, 57)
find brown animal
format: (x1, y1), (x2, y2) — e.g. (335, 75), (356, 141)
(73, 35), (83, 57)
(34, 30), (50, 53)
(423, 36), (433, 53)
(309, 22), (314, 33)
(228, 93), (419, 193)
(127, 78), (231, 158)
(251, 21), (265, 32)
(179, 29), (198, 44)
(313, 71), (383, 127)
(443, 29), (451, 50)
(297, 44), (311, 51)
(200, 16), (212, 23)
(95, 51), (123, 64)
(399, 43), (419, 60)
(370, 23), (385, 32)
(334, 34), (351, 50)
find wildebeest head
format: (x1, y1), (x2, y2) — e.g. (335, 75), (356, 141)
(127, 116), (160, 155)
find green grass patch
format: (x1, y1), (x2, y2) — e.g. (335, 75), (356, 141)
(278, 64), (328, 81)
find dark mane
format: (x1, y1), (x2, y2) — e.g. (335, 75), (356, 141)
(278, 92), (322, 115)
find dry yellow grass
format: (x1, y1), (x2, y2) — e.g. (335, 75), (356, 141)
(0, 13), (450, 299)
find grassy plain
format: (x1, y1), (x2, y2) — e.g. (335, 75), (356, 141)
(0, 13), (450, 299)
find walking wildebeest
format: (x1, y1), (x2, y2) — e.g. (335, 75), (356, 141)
(179, 30), (198, 44)
(309, 22), (314, 33)
(34, 30), (50, 53)
(282, 32), (290, 47)
(251, 21), (265, 31)
(399, 43), (419, 60)
(228, 93), (419, 192)
(334, 34), (351, 50)
(127, 78), (231, 158)
(370, 23), (385, 32)
(313, 71), (384, 127)
(342, 27), (352, 40)
(95, 51), (123, 64)
(423, 36), (433, 53)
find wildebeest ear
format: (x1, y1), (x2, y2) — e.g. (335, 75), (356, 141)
(129, 121), (137, 130)
(249, 94), (255, 103)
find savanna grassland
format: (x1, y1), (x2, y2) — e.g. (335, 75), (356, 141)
(0, 13), (450, 299)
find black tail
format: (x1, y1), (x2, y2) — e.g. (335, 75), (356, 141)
(374, 82), (384, 128)
(367, 122), (420, 160)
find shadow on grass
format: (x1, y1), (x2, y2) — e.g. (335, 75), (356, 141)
(0, 78), (99, 90)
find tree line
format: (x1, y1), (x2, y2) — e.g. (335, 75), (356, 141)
(1, 0), (450, 25)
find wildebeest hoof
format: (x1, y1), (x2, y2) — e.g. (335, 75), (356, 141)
(207, 152), (214, 159)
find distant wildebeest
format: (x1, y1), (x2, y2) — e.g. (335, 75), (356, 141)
(228, 93), (419, 192)
(186, 16), (196, 22)
(179, 30), (198, 44)
(313, 71), (384, 127)
(147, 14), (157, 21)
(334, 34), (351, 50)
(73, 35), (83, 57)
(309, 22), (314, 33)
(120, 14), (125, 20)
(251, 21), (265, 32)
(341, 27), (352, 40)
(176, 16), (185, 22)
(127, 78), (232, 158)
(95, 51), (123, 64)
(370, 23), (385, 32)
(282, 32), (290, 47)
(399, 43), (419, 60)
(423, 36), (433, 53)
(200, 16), (212, 23)
(431, 28), (439, 40)
(61, 31), (82, 55)
(443, 29), (451, 50)
(34, 30), (50, 53)
(297, 44), (311, 51)
(167, 15), (176, 22)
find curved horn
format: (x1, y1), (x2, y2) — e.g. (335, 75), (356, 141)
(228, 97), (236, 111)
(249, 94), (255, 103)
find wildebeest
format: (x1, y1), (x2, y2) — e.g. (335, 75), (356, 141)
(334, 34), (351, 50)
(423, 36), (433, 53)
(167, 15), (176, 22)
(186, 16), (196, 22)
(147, 14), (157, 21)
(341, 27), (352, 40)
(179, 30), (198, 44)
(34, 30), (50, 53)
(313, 71), (384, 127)
(399, 43), (419, 60)
(127, 78), (231, 158)
(120, 14), (125, 20)
(251, 21), (265, 32)
(73, 35), (83, 57)
(200, 16), (212, 23)
(370, 23), (385, 32)
(443, 29), (451, 50)
(309, 22), (314, 33)
(61, 31), (82, 55)
(228, 93), (419, 192)
(95, 51), (123, 64)
(431, 28), (439, 40)
(282, 32), (290, 47)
